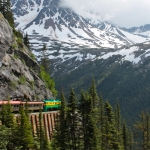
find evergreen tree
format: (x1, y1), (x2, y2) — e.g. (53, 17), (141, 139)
(0, 125), (12, 150)
(78, 91), (91, 150)
(87, 96), (100, 150)
(115, 100), (121, 133)
(38, 109), (50, 150)
(1, 100), (14, 128)
(40, 44), (50, 73)
(1, 101), (7, 126)
(17, 105), (35, 149)
(66, 88), (80, 150)
(23, 32), (30, 49)
(59, 90), (68, 150)
(51, 90), (69, 150)
(0, 0), (14, 28)
(114, 100), (123, 147)
(88, 78), (99, 108)
(79, 89), (100, 150)
(135, 112), (150, 150)
(102, 102), (121, 150)
(122, 121), (129, 150)
(128, 129), (134, 150)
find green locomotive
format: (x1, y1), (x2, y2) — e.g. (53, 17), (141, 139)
(43, 99), (61, 112)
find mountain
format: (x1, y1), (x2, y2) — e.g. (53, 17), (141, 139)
(11, 0), (150, 123)
(122, 24), (150, 39)
(53, 41), (150, 123)
(12, 0), (150, 50)
(0, 12), (54, 101)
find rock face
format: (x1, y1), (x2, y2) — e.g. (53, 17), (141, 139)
(0, 13), (54, 101)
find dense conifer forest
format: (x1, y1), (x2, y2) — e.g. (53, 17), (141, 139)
(1, 80), (150, 150)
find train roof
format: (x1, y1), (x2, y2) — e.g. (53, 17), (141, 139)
(43, 99), (61, 102)
(0, 101), (44, 105)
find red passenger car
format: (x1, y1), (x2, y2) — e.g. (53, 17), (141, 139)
(0, 100), (44, 112)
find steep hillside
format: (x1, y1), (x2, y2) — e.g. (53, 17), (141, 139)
(0, 13), (54, 101)
(53, 42), (150, 123)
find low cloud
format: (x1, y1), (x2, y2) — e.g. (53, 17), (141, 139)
(60, 0), (150, 27)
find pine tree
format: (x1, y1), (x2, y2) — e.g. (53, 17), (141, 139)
(18, 105), (35, 149)
(135, 112), (150, 150)
(1, 100), (14, 128)
(23, 32), (30, 49)
(114, 100), (123, 147)
(59, 90), (68, 150)
(0, 0), (14, 28)
(78, 91), (91, 150)
(78, 91), (87, 149)
(0, 125), (11, 150)
(98, 94), (104, 149)
(122, 121), (129, 150)
(102, 102), (121, 150)
(115, 100), (121, 133)
(1, 101), (7, 126)
(66, 88), (80, 150)
(51, 90), (69, 150)
(38, 109), (50, 150)
(40, 44), (50, 73)
(87, 96), (100, 150)
(128, 129), (134, 150)
(79, 89), (100, 150)
(88, 78), (99, 108)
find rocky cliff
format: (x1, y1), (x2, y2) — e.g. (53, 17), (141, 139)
(0, 13), (54, 101)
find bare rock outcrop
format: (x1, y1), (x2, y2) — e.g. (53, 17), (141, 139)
(0, 13), (54, 101)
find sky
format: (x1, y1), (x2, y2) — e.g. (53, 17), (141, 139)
(61, 0), (150, 28)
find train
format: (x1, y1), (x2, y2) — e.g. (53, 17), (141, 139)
(0, 99), (61, 112)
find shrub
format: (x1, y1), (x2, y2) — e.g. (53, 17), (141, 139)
(9, 81), (18, 89)
(39, 66), (57, 96)
(19, 76), (26, 85)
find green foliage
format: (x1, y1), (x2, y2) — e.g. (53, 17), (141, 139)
(17, 105), (35, 149)
(40, 66), (57, 96)
(12, 43), (17, 49)
(13, 29), (23, 39)
(122, 122), (129, 150)
(30, 53), (36, 60)
(23, 32), (30, 49)
(54, 56), (150, 126)
(16, 37), (23, 49)
(51, 90), (68, 150)
(9, 80), (18, 89)
(134, 112), (150, 149)
(0, 125), (12, 150)
(37, 110), (51, 150)
(40, 44), (50, 72)
(0, 0), (14, 28)
(21, 59), (26, 65)
(19, 76), (26, 85)
(30, 80), (35, 90)
(1, 100), (14, 128)
(12, 54), (19, 60)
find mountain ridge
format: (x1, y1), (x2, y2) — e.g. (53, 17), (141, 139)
(12, 0), (150, 50)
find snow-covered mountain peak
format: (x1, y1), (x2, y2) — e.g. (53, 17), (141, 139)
(12, 0), (150, 50)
